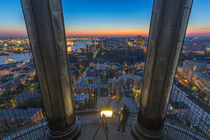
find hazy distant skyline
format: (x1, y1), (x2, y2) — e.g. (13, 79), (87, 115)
(0, 0), (210, 37)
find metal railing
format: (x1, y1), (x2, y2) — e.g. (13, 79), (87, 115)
(0, 63), (209, 139)
(1, 111), (208, 140)
(164, 120), (208, 140)
(166, 83), (210, 138)
(0, 81), (45, 138)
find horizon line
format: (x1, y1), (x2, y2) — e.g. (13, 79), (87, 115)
(1, 34), (210, 38)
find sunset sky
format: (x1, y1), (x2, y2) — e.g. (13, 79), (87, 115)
(0, 0), (210, 37)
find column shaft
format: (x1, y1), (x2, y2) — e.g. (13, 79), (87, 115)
(132, 0), (193, 139)
(20, 0), (80, 139)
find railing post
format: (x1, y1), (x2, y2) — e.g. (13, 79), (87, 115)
(132, 0), (193, 139)
(20, 0), (81, 139)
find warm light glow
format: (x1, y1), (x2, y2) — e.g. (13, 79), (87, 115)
(67, 46), (71, 53)
(193, 66), (197, 71)
(100, 110), (113, 118)
(1, 28), (210, 37)
(186, 28), (210, 36)
(65, 29), (149, 37)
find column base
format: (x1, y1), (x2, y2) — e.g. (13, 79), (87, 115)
(131, 119), (163, 140)
(48, 116), (81, 140)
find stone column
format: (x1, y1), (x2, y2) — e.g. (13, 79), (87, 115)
(132, 0), (193, 139)
(20, 0), (81, 139)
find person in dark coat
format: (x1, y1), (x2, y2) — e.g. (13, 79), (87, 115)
(117, 104), (130, 134)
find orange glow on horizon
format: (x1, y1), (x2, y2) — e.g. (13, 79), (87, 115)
(186, 28), (210, 36)
(0, 29), (27, 36)
(0, 28), (210, 37)
(65, 28), (149, 36)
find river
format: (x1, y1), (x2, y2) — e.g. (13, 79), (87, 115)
(71, 40), (92, 51)
(0, 40), (92, 65)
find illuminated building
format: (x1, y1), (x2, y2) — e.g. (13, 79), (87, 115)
(136, 36), (145, 49)
(182, 60), (206, 81)
(3, 0), (210, 140)
(67, 46), (72, 53)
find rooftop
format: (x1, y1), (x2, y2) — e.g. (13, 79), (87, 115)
(177, 83), (210, 114)
(0, 108), (42, 119)
(170, 102), (189, 109)
(15, 93), (41, 99)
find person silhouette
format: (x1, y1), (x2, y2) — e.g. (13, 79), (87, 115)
(117, 104), (130, 134)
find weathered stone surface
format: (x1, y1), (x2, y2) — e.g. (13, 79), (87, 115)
(132, 0), (193, 139)
(21, 0), (80, 139)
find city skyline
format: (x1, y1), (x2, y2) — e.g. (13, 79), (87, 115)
(0, 0), (209, 139)
(0, 0), (210, 37)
